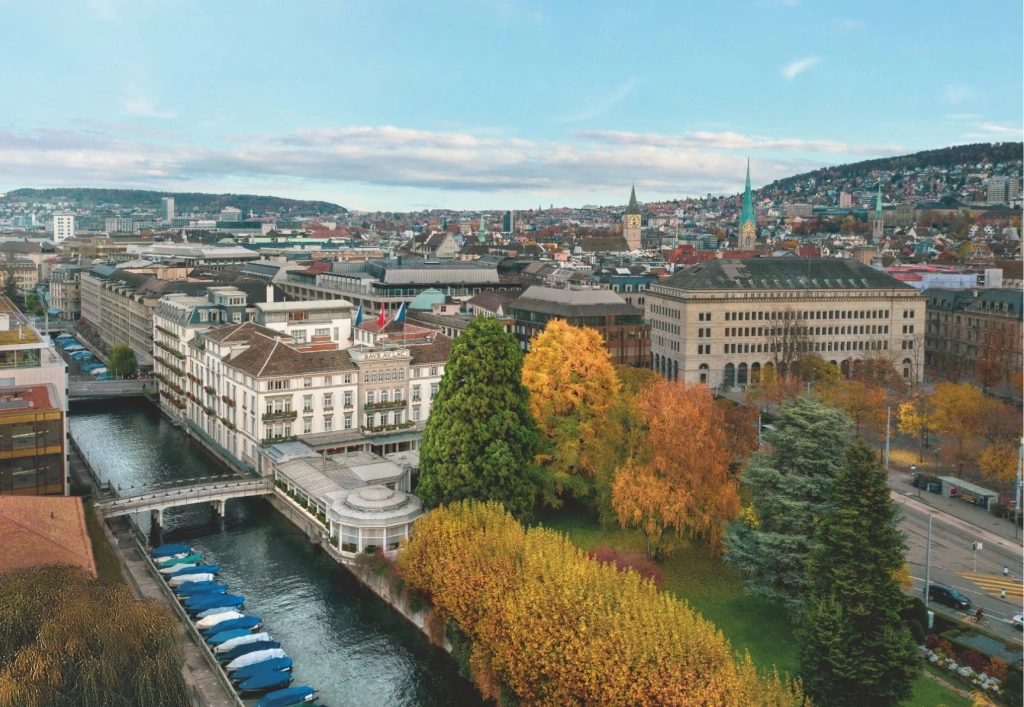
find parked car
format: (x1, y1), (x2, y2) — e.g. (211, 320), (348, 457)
(1011, 614), (1022, 631)
(925, 583), (972, 611)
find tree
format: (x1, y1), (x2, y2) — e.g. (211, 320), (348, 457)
(765, 308), (812, 375)
(799, 440), (920, 707)
(417, 316), (538, 519)
(749, 365), (804, 412)
(931, 382), (986, 474)
(715, 397), (760, 464)
(521, 319), (619, 505)
(1, 271), (17, 301)
(724, 396), (850, 614)
(107, 343), (137, 377)
(0, 565), (189, 707)
(612, 380), (740, 558)
(791, 354), (843, 386)
(978, 441), (1019, 483)
(898, 393), (936, 462)
(817, 379), (886, 440)
(974, 325), (1013, 392)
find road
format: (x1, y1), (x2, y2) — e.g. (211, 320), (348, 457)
(69, 379), (146, 399)
(890, 477), (1024, 647)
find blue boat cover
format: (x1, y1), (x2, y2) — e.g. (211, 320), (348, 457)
(174, 581), (226, 595)
(254, 686), (316, 707)
(238, 670), (292, 693)
(188, 594), (244, 613)
(167, 564), (220, 579)
(151, 543), (191, 558)
(218, 640), (281, 662)
(206, 628), (250, 646)
(202, 616), (260, 636)
(230, 657), (293, 681)
(197, 604), (243, 619)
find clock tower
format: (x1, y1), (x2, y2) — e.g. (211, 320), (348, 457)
(623, 184), (642, 250)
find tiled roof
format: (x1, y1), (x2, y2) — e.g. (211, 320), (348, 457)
(409, 333), (452, 365)
(580, 237), (630, 252)
(511, 286), (640, 318)
(659, 258), (916, 291)
(203, 320), (284, 344)
(227, 333), (358, 377)
(0, 497), (96, 577)
(466, 289), (520, 314)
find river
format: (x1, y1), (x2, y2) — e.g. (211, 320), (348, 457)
(70, 400), (482, 707)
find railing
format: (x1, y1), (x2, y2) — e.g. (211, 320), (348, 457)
(262, 410), (297, 421)
(364, 399), (406, 410)
(97, 478), (273, 516)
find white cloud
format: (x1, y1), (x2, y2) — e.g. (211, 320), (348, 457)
(0, 123), (906, 207)
(559, 79), (637, 123)
(977, 122), (1021, 135)
(781, 56), (819, 80)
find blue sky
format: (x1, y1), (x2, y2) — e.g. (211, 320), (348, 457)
(1, 0), (1021, 211)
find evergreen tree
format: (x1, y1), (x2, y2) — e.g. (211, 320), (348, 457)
(417, 316), (538, 519)
(724, 396), (849, 613)
(1, 271), (17, 302)
(799, 440), (920, 707)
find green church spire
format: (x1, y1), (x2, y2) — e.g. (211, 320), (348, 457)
(739, 158), (755, 230)
(625, 184), (641, 215)
(874, 183), (883, 218)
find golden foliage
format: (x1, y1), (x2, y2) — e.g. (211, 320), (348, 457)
(397, 500), (806, 707)
(522, 319), (619, 502)
(611, 380), (741, 556)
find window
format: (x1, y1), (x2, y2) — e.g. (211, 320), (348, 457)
(303, 377), (312, 388)
(380, 390), (389, 403)
(412, 406), (421, 421)
(324, 375), (332, 385)
(365, 414), (373, 428)
(343, 392), (352, 408)
(303, 417), (312, 434)
(430, 366), (439, 377)
(315, 327), (330, 337)
(429, 383), (439, 399)
(303, 395), (313, 413)
(394, 388), (403, 401)
(343, 374), (352, 384)
(340, 525), (358, 553)
(412, 385), (422, 402)
(324, 416), (333, 432)
(366, 391), (375, 405)
(344, 414), (352, 429)
(292, 330), (307, 344)
(323, 393), (333, 410)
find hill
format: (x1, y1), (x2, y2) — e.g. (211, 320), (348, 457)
(764, 142), (1022, 193)
(3, 188), (345, 216)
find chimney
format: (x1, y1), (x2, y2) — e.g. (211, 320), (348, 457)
(266, 284), (274, 303)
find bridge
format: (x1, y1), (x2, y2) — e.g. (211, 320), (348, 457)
(69, 379), (148, 402)
(96, 477), (274, 526)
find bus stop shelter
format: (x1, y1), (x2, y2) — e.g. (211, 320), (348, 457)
(938, 476), (999, 511)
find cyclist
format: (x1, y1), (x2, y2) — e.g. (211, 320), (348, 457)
(975, 607), (985, 623)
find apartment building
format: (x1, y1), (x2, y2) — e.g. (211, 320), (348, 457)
(48, 265), (83, 320)
(924, 288), (1023, 380)
(0, 297), (68, 495)
(52, 213), (75, 244)
(508, 286), (651, 367)
(646, 258), (926, 388)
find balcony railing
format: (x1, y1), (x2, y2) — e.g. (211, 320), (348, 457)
(364, 399), (406, 411)
(262, 410), (298, 422)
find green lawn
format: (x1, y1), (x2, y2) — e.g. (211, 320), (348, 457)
(535, 503), (972, 707)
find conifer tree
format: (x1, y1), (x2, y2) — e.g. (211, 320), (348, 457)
(724, 396), (849, 613)
(799, 440), (920, 707)
(417, 316), (538, 519)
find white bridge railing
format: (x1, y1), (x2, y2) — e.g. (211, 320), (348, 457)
(97, 478), (273, 516)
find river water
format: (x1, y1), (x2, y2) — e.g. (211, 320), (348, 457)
(70, 400), (482, 707)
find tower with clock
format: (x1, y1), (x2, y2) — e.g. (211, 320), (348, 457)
(623, 185), (642, 250)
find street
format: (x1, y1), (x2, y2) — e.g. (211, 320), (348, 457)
(69, 379), (146, 399)
(890, 474), (1024, 647)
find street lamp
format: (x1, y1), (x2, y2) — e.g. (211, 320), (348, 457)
(911, 464), (919, 498)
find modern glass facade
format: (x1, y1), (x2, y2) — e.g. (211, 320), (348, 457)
(0, 411), (65, 495)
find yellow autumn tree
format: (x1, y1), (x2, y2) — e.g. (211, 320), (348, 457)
(898, 392), (936, 463)
(397, 500), (807, 707)
(612, 380), (740, 558)
(979, 441), (1019, 483)
(522, 319), (619, 504)
(931, 382), (987, 474)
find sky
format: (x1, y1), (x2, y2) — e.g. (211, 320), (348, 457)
(1, 0), (1021, 212)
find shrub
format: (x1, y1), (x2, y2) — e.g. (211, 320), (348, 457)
(959, 647), (988, 673)
(907, 619), (926, 645)
(986, 656), (1009, 681)
(1001, 671), (1022, 704)
(899, 597), (929, 631)
(587, 545), (664, 588)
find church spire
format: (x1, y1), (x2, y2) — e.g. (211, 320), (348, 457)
(739, 158), (755, 230)
(625, 184), (641, 215)
(874, 183), (883, 219)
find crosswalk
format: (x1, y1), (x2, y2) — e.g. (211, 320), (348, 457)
(956, 571), (1024, 602)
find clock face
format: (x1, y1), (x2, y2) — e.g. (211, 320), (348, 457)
(627, 215), (641, 228)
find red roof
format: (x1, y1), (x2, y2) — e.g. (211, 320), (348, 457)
(0, 497), (96, 577)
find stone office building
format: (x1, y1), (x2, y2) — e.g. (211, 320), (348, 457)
(646, 258), (926, 388)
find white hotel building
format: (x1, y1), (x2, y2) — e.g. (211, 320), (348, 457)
(646, 258), (927, 389)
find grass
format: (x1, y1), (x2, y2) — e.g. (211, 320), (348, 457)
(83, 498), (125, 585)
(535, 502), (974, 707)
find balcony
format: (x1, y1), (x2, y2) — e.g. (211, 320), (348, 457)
(262, 410), (298, 422)
(364, 399), (407, 411)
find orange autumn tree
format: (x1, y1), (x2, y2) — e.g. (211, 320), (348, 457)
(612, 380), (740, 559)
(522, 319), (619, 505)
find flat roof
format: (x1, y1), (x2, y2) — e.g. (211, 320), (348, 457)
(0, 497), (96, 577)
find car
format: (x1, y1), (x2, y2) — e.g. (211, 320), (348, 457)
(1012, 614), (1023, 631)
(925, 583), (972, 611)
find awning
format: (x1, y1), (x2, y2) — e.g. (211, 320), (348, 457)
(47, 307), (62, 316)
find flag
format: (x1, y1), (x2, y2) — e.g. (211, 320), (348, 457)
(354, 303), (363, 326)
(395, 302), (407, 323)
(377, 302), (386, 328)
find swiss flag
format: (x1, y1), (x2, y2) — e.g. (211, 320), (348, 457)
(377, 302), (386, 328)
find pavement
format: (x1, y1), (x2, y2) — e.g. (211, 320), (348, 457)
(889, 470), (1024, 647)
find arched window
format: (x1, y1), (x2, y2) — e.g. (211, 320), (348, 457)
(673, 360), (679, 381)
(699, 363), (709, 384)
(724, 363), (736, 388)
(750, 362), (761, 386)
(902, 358), (913, 379)
(738, 363), (748, 386)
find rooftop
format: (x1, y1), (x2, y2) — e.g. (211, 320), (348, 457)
(0, 497), (96, 577)
(659, 258), (917, 292)
(510, 286), (641, 318)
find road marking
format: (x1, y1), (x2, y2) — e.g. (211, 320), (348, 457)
(957, 571), (1024, 601)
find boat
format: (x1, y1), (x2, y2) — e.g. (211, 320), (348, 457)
(183, 587), (235, 609)
(254, 686), (316, 707)
(201, 616), (260, 636)
(195, 611), (244, 629)
(174, 581), (227, 598)
(237, 669), (292, 694)
(170, 573), (216, 587)
(159, 562), (196, 575)
(229, 658), (293, 682)
(166, 564), (220, 579)
(188, 594), (245, 614)
(157, 552), (202, 568)
(226, 648), (287, 672)
(151, 543), (191, 559)
(206, 628), (251, 646)
(217, 640), (281, 663)
(214, 632), (270, 654)
(196, 603), (242, 619)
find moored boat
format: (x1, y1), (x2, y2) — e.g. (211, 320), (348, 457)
(157, 552), (202, 568)
(225, 648), (288, 672)
(174, 582), (228, 599)
(165, 564), (220, 580)
(254, 686), (316, 707)
(150, 543), (191, 559)
(186, 593), (244, 614)
(195, 610), (244, 629)
(214, 631), (270, 653)
(229, 657), (293, 682)
(197, 603), (242, 619)
(205, 628), (251, 646)
(217, 640), (281, 663)
(158, 562), (196, 575)
(169, 572), (215, 587)
(238, 669), (292, 695)
(201, 615), (261, 636)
